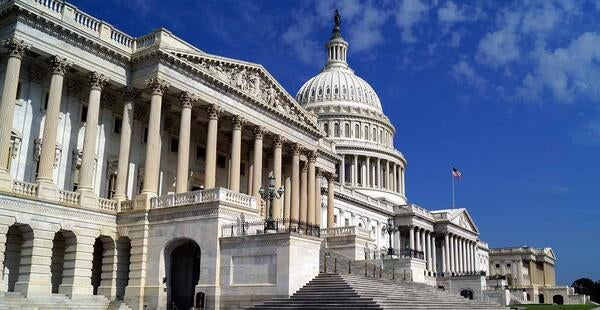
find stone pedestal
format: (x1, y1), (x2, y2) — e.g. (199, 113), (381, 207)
(0, 173), (12, 192)
(36, 180), (58, 201)
(219, 232), (322, 309)
(382, 256), (426, 283)
(78, 190), (98, 208)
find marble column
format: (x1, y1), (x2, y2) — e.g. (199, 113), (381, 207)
(204, 104), (221, 189)
(431, 233), (437, 274)
(299, 161), (308, 223)
(360, 158), (366, 187)
(326, 173), (335, 228)
(352, 155), (357, 186)
(385, 160), (390, 190)
(272, 135), (283, 219)
(77, 72), (109, 206)
(459, 238), (465, 273)
(315, 169), (322, 226)
(252, 126), (265, 203)
(139, 77), (169, 200)
(228, 116), (244, 192)
(392, 163), (397, 192)
(425, 231), (432, 271)
(376, 158), (381, 188)
(113, 88), (136, 201)
(283, 166), (291, 218)
(307, 151), (316, 224)
(175, 93), (194, 193)
(340, 155), (345, 184)
(365, 156), (370, 187)
(36, 56), (71, 199)
(0, 38), (28, 189)
(443, 233), (449, 274)
(290, 144), (300, 221)
(449, 234), (455, 273)
(408, 226), (415, 250)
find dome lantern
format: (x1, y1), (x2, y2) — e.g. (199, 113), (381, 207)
(326, 9), (349, 70)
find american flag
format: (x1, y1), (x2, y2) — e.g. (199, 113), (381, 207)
(452, 167), (462, 179)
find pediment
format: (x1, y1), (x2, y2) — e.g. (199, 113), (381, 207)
(164, 48), (322, 136)
(448, 209), (479, 234)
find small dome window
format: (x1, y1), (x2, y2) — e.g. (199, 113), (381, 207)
(334, 86), (339, 96)
(318, 87), (323, 97)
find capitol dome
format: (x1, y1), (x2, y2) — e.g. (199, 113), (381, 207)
(296, 17), (382, 114)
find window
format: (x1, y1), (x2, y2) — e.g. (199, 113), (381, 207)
(113, 116), (122, 134)
(196, 145), (206, 160)
(372, 128), (377, 141)
(495, 264), (500, 268)
(107, 173), (117, 199)
(364, 126), (369, 139)
(142, 127), (148, 144)
(217, 154), (226, 168)
(334, 123), (340, 137)
(72, 166), (80, 191)
(323, 123), (329, 136)
(344, 123), (350, 137)
(354, 124), (360, 138)
(333, 215), (338, 224)
(80, 105), (88, 123)
(344, 218), (350, 226)
(506, 263), (511, 268)
(170, 137), (179, 153)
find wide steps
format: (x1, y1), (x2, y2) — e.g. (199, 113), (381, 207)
(0, 292), (131, 310)
(248, 272), (504, 309)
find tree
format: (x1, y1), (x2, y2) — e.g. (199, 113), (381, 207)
(572, 278), (600, 303)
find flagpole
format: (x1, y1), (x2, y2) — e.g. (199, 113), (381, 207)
(451, 172), (455, 208)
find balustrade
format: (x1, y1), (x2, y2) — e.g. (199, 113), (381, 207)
(149, 187), (256, 210)
(58, 189), (80, 206)
(12, 180), (38, 197)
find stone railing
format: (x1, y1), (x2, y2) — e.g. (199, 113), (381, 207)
(12, 180), (38, 197)
(58, 189), (80, 206)
(150, 187), (257, 210)
(98, 197), (117, 212)
(321, 225), (374, 240)
(395, 203), (434, 220)
(334, 183), (394, 213)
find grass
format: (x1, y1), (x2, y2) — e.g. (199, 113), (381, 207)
(519, 305), (596, 310)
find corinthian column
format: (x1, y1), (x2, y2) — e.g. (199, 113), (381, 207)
(204, 104), (221, 189)
(271, 135), (283, 219)
(326, 172), (335, 228)
(77, 72), (109, 206)
(307, 151), (316, 224)
(113, 88), (136, 201)
(252, 126), (265, 203)
(0, 38), (29, 190)
(299, 160), (307, 223)
(290, 143), (300, 221)
(176, 92), (194, 193)
(139, 77), (169, 200)
(315, 169), (322, 226)
(228, 115), (244, 192)
(37, 56), (72, 200)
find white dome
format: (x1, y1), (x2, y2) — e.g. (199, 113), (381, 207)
(296, 67), (383, 113)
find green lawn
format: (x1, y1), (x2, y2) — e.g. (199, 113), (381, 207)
(518, 305), (596, 310)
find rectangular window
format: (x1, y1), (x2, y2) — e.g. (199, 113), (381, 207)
(113, 116), (122, 134)
(333, 214), (338, 224)
(170, 137), (179, 153)
(196, 145), (205, 160)
(217, 154), (226, 168)
(495, 264), (500, 268)
(107, 174), (117, 199)
(80, 105), (88, 123)
(507, 263), (511, 268)
(344, 218), (349, 226)
(142, 126), (148, 144)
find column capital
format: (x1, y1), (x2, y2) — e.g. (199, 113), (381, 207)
(3, 37), (30, 59)
(206, 103), (222, 119)
(272, 134), (285, 147)
(306, 150), (317, 162)
(48, 56), (72, 76)
(253, 126), (267, 139)
(88, 72), (108, 91)
(231, 115), (246, 130)
(300, 161), (308, 172)
(315, 168), (323, 177)
(324, 172), (336, 181)
(145, 76), (170, 95)
(290, 143), (301, 155)
(122, 87), (138, 101)
(178, 91), (197, 109)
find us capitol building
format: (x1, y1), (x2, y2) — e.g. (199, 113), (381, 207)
(0, 1), (590, 309)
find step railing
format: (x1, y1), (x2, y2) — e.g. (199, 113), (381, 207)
(320, 249), (411, 282)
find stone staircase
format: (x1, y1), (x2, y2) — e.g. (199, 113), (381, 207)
(249, 272), (506, 310)
(0, 292), (132, 310)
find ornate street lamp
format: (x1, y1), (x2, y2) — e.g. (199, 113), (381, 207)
(259, 175), (284, 231)
(382, 217), (398, 256)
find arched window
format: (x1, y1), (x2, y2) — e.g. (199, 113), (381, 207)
(364, 126), (369, 140)
(354, 124), (360, 138)
(334, 123), (340, 137)
(344, 123), (350, 137)
(379, 129), (383, 144)
(372, 128), (377, 141)
(323, 123), (329, 136)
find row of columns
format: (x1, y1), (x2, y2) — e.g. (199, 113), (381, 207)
(404, 226), (437, 275)
(442, 233), (478, 275)
(339, 154), (403, 194)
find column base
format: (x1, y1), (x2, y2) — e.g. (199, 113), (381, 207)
(0, 170), (13, 192)
(14, 278), (53, 297)
(36, 179), (58, 200)
(58, 283), (93, 297)
(77, 188), (98, 208)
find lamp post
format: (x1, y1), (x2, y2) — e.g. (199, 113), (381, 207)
(382, 217), (398, 256)
(259, 174), (284, 232)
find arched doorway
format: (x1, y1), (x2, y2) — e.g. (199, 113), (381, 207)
(115, 237), (131, 300)
(539, 294), (545, 303)
(460, 289), (474, 300)
(166, 239), (201, 310)
(91, 235), (115, 296)
(553, 295), (564, 305)
(3, 224), (33, 292)
(50, 230), (76, 293)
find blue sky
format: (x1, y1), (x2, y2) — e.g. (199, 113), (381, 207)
(71, 0), (600, 284)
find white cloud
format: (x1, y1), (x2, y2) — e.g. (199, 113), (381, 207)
(438, 1), (465, 23)
(452, 60), (486, 90)
(395, 0), (429, 42)
(519, 32), (600, 103)
(347, 5), (388, 52)
(476, 12), (520, 67)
